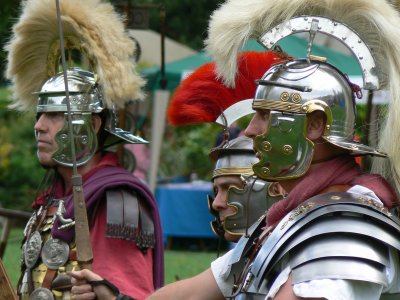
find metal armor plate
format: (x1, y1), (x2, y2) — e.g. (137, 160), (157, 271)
(231, 192), (400, 299)
(24, 231), (42, 268)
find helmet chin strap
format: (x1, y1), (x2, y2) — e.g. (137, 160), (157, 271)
(311, 136), (352, 165)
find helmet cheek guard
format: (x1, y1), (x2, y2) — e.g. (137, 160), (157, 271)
(223, 177), (283, 236)
(207, 194), (226, 239)
(253, 112), (314, 180)
(208, 137), (284, 239)
(53, 113), (98, 166)
(223, 184), (252, 237)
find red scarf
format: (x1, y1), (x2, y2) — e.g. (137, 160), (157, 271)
(33, 152), (119, 208)
(267, 155), (398, 226)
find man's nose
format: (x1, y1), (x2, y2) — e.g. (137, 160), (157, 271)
(212, 194), (228, 211)
(34, 114), (47, 132)
(244, 115), (260, 139)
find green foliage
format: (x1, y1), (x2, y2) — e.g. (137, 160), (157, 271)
(0, 0), (21, 84)
(159, 0), (224, 50)
(160, 123), (222, 180)
(0, 88), (45, 210)
(112, 0), (224, 51)
(355, 104), (367, 140)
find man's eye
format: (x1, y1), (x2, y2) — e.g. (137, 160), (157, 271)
(257, 110), (270, 119)
(48, 112), (61, 117)
(47, 112), (65, 121)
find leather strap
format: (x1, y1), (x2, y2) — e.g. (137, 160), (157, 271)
(41, 268), (57, 290)
(106, 190), (139, 238)
(123, 190), (140, 231)
(46, 206), (58, 217)
(89, 279), (136, 300)
(23, 207), (48, 295)
(26, 268), (34, 295)
(231, 224), (274, 295)
(137, 200), (155, 249)
(68, 250), (77, 261)
(106, 189), (155, 249)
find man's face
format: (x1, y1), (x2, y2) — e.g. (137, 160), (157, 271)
(212, 175), (244, 242)
(34, 112), (65, 167)
(244, 109), (270, 141)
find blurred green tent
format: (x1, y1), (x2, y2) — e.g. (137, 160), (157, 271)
(142, 35), (362, 91)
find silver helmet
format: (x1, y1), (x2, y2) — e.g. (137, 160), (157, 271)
(252, 59), (386, 181)
(208, 136), (284, 238)
(35, 68), (147, 167)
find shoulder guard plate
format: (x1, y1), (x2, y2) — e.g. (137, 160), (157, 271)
(106, 189), (155, 250)
(234, 191), (400, 298)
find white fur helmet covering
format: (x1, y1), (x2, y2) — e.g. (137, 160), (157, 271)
(5, 0), (145, 111)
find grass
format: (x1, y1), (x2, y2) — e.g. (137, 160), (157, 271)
(2, 227), (23, 286)
(164, 249), (220, 283)
(2, 228), (223, 288)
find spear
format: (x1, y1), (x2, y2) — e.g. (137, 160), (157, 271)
(55, 0), (93, 270)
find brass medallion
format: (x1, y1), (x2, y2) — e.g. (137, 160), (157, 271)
(41, 238), (69, 269)
(29, 287), (55, 300)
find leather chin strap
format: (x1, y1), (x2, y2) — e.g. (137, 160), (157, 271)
(89, 279), (135, 300)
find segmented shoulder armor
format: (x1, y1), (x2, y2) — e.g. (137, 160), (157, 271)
(227, 192), (400, 300)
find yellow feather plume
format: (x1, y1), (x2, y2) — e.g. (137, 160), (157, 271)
(5, 0), (145, 111)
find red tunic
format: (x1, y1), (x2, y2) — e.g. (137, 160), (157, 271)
(33, 152), (162, 299)
(91, 199), (154, 299)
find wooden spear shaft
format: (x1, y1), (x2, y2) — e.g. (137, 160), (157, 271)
(55, 0), (93, 269)
(71, 175), (93, 269)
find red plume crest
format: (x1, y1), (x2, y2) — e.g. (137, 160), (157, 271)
(167, 51), (283, 126)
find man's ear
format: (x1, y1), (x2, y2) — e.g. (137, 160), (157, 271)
(307, 111), (326, 141)
(92, 114), (102, 134)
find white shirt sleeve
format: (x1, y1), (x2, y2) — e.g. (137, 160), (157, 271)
(347, 185), (383, 204)
(211, 250), (236, 297)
